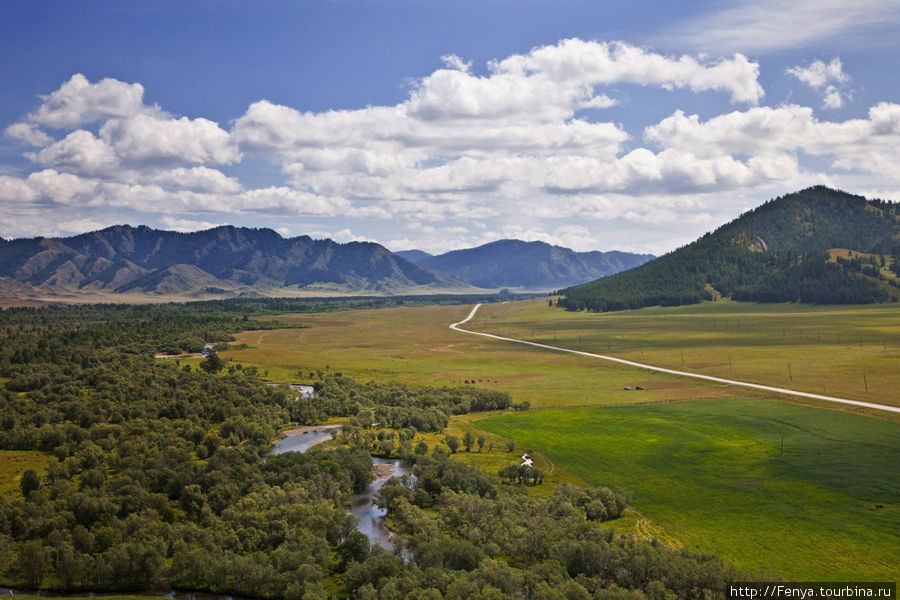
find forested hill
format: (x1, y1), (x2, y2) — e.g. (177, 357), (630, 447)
(408, 239), (654, 290)
(0, 225), (472, 296)
(559, 186), (900, 312)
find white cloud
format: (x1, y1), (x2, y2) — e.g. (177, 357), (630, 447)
(100, 113), (239, 167)
(669, 0), (900, 53)
(5, 123), (54, 146)
(28, 73), (148, 129)
(56, 218), (109, 234)
(30, 130), (119, 177)
(154, 167), (242, 194)
(787, 58), (850, 108)
(0, 176), (38, 202)
(159, 216), (227, 232)
(644, 103), (900, 179)
(330, 228), (378, 243)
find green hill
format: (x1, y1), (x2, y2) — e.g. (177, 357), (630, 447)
(559, 186), (900, 312)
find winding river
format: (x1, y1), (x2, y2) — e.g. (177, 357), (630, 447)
(270, 426), (407, 551)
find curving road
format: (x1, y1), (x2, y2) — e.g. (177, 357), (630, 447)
(450, 303), (900, 415)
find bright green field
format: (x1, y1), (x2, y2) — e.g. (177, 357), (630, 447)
(471, 299), (900, 408)
(477, 398), (900, 580)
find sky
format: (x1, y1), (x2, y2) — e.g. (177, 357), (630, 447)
(1, 0), (899, 256)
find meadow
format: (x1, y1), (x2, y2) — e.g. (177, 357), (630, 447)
(0, 450), (54, 500)
(221, 301), (768, 409)
(476, 398), (900, 580)
(469, 299), (900, 408)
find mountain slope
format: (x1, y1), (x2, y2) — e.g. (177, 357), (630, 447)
(394, 250), (433, 264)
(414, 239), (653, 289)
(559, 186), (900, 312)
(0, 225), (472, 296)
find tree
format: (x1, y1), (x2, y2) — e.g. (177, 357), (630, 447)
(20, 468), (40, 497)
(462, 431), (475, 452)
(414, 440), (429, 455)
(505, 439), (516, 452)
(444, 435), (461, 454)
(200, 351), (225, 373)
(18, 539), (52, 587)
(477, 435), (486, 452)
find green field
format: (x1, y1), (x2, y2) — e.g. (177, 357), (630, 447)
(477, 398), (900, 580)
(222, 302), (769, 409)
(470, 299), (900, 408)
(0, 450), (53, 500)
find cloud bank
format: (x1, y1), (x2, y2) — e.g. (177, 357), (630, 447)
(2, 38), (899, 253)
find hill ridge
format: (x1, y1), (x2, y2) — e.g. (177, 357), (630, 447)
(559, 186), (900, 311)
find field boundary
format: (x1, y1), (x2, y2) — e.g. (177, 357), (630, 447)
(450, 304), (900, 415)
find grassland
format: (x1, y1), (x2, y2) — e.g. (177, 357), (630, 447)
(0, 450), (54, 500)
(468, 299), (900, 408)
(221, 302), (768, 410)
(477, 398), (900, 580)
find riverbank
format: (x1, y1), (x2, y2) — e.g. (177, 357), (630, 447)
(279, 423), (341, 438)
(270, 424), (342, 455)
(372, 462), (395, 479)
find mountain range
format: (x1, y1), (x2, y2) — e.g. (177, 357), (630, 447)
(559, 186), (900, 312)
(397, 240), (653, 289)
(0, 225), (470, 298)
(0, 226), (649, 300)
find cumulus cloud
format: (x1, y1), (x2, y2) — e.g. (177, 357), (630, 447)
(2, 40), (898, 251)
(645, 103), (900, 179)
(5, 123), (54, 146)
(28, 73), (148, 129)
(9, 74), (239, 181)
(787, 58), (850, 108)
(153, 167), (242, 194)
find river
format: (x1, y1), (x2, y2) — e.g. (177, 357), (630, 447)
(270, 426), (408, 552)
(350, 458), (410, 551)
(269, 425), (340, 454)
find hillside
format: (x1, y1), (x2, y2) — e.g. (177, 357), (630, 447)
(0, 225), (473, 297)
(559, 186), (900, 311)
(408, 239), (653, 290)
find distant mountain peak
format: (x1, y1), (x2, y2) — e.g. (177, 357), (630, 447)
(409, 239), (653, 290)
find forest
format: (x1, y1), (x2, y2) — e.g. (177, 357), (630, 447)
(1, 299), (747, 599)
(558, 186), (899, 312)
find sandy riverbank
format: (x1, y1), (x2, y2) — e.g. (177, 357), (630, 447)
(280, 423), (342, 437)
(373, 462), (396, 479)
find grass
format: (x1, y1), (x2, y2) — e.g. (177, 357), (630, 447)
(476, 398), (900, 580)
(468, 299), (900, 408)
(0, 450), (54, 500)
(221, 302), (770, 410)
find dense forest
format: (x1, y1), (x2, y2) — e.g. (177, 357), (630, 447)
(1, 299), (746, 598)
(559, 186), (900, 312)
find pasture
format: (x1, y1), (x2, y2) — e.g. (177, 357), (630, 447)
(222, 303), (769, 409)
(477, 398), (900, 580)
(469, 299), (900, 408)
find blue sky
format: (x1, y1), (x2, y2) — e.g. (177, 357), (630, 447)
(2, 0), (899, 255)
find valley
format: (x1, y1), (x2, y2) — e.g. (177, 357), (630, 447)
(216, 297), (900, 580)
